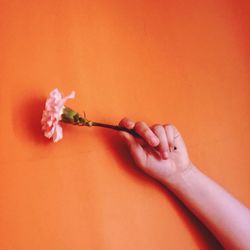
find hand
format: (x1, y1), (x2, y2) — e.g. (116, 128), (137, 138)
(119, 118), (192, 184)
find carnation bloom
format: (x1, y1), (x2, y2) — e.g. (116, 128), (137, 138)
(41, 88), (75, 142)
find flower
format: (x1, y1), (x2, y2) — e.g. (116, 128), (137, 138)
(41, 88), (75, 142)
(41, 88), (171, 148)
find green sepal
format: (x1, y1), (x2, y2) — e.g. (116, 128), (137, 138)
(61, 106), (79, 123)
(61, 106), (92, 126)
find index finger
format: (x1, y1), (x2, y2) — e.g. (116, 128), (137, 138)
(119, 117), (135, 129)
(134, 121), (159, 147)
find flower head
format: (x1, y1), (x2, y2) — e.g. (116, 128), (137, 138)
(41, 88), (75, 142)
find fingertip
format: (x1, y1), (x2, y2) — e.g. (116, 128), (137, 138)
(119, 118), (126, 127)
(162, 151), (169, 159)
(125, 119), (135, 129)
(119, 117), (135, 129)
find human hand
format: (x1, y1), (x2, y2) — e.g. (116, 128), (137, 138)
(119, 118), (193, 185)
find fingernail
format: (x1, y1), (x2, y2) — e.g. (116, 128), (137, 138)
(163, 152), (169, 159)
(126, 122), (134, 129)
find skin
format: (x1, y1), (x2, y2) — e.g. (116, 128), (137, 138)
(119, 117), (250, 250)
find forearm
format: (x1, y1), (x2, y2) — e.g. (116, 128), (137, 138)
(164, 165), (250, 250)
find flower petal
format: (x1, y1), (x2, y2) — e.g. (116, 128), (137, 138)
(41, 88), (75, 142)
(62, 91), (75, 103)
(53, 124), (63, 142)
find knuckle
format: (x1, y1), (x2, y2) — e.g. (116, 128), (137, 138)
(135, 121), (145, 130)
(152, 123), (161, 129)
(121, 117), (134, 128)
(125, 117), (132, 123)
(152, 124), (163, 133)
(164, 124), (172, 129)
(122, 117), (128, 123)
(120, 117), (128, 124)
(164, 124), (176, 135)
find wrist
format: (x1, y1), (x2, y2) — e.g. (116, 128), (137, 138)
(162, 162), (198, 190)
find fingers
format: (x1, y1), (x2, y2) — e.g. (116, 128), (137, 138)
(151, 124), (169, 159)
(164, 124), (175, 152)
(119, 117), (160, 147)
(134, 121), (159, 147)
(119, 118), (178, 159)
(164, 124), (181, 151)
(119, 117), (146, 146)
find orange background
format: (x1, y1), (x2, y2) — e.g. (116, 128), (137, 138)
(0, 0), (249, 249)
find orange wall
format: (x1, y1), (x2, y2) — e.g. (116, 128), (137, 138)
(0, 0), (249, 249)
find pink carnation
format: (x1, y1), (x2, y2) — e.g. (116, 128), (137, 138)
(41, 88), (75, 142)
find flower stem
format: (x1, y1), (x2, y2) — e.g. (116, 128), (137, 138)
(88, 122), (177, 150)
(91, 122), (142, 139)
(61, 107), (177, 150)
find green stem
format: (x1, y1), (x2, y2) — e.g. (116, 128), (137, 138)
(61, 109), (177, 150)
(91, 122), (142, 138)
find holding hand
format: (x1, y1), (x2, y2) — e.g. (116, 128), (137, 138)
(119, 118), (192, 184)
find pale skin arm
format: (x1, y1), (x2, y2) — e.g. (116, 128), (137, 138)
(119, 118), (250, 250)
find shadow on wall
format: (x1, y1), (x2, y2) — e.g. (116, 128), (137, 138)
(231, 0), (250, 73)
(95, 127), (224, 250)
(13, 95), (49, 144)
